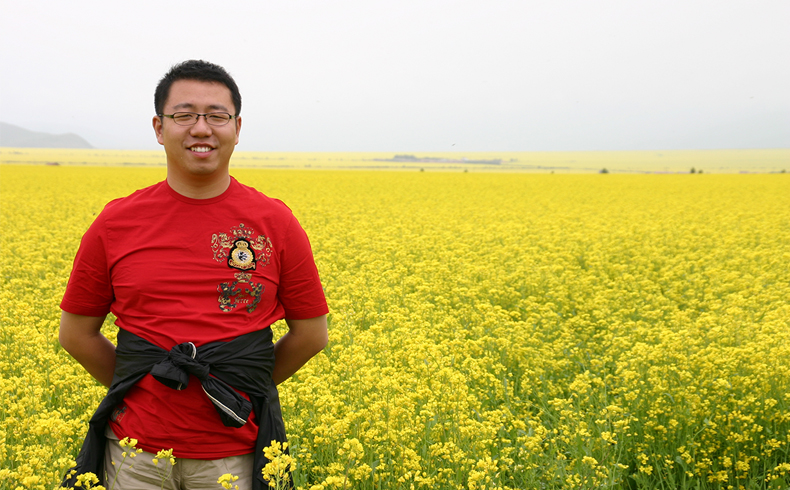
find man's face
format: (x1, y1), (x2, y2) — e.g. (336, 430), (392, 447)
(153, 79), (241, 182)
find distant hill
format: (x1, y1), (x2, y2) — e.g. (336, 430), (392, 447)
(0, 122), (93, 148)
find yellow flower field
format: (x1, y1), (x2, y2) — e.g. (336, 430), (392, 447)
(1, 164), (789, 489)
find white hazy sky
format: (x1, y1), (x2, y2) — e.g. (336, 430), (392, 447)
(1, 0), (788, 152)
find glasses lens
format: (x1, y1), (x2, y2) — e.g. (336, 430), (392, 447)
(206, 113), (232, 126)
(172, 113), (197, 126)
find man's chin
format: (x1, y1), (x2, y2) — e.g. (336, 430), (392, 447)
(185, 160), (224, 176)
(190, 166), (219, 175)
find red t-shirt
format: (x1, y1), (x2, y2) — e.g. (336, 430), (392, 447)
(61, 177), (328, 458)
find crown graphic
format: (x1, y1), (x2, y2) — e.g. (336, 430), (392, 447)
(230, 223), (254, 239)
(234, 272), (252, 282)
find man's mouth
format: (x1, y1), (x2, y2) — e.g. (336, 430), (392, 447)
(190, 146), (213, 153)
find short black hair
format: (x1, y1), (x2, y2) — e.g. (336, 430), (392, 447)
(154, 60), (242, 116)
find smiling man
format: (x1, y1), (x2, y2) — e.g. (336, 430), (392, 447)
(154, 77), (241, 198)
(59, 60), (329, 489)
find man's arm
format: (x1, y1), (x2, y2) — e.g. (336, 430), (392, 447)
(58, 311), (116, 387)
(272, 314), (328, 385)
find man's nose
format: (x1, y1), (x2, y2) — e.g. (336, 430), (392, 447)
(190, 115), (213, 135)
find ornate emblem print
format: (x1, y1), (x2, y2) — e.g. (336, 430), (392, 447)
(228, 238), (256, 270)
(212, 224), (271, 313)
(218, 272), (264, 313)
(211, 223), (273, 269)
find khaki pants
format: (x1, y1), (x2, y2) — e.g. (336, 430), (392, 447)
(104, 426), (254, 490)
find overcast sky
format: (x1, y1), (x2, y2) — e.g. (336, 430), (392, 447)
(1, 0), (788, 152)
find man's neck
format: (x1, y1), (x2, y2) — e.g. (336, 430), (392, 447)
(166, 173), (231, 199)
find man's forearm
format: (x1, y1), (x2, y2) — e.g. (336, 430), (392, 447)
(272, 315), (328, 385)
(59, 312), (116, 387)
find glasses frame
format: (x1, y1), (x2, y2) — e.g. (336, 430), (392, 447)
(157, 112), (236, 127)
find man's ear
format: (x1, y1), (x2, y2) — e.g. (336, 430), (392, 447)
(153, 116), (164, 146)
(235, 116), (242, 145)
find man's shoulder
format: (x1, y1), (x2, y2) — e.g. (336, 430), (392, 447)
(105, 181), (165, 208)
(231, 178), (293, 215)
(101, 181), (167, 215)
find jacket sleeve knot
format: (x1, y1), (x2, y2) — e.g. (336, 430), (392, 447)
(150, 341), (252, 428)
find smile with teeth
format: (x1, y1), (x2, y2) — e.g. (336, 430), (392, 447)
(190, 146), (213, 153)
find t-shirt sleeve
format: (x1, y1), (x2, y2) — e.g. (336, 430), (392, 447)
(60, 214), (114, 317)
(277, 214), (328, 319)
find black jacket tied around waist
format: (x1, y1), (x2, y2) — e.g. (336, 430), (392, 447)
(61, 327), (286, 489)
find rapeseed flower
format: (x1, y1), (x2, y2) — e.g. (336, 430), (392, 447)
(2, 165), (789, 489)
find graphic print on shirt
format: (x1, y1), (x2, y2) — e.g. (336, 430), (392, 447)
(211, 223), (273, 313)
(111, 405), (127, 423)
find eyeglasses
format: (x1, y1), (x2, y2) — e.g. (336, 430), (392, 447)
(158, 112), (235, 126)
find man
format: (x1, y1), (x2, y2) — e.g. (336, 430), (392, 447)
(59, 60), (328, 489)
